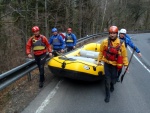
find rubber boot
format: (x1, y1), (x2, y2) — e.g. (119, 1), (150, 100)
(110, 83), (114, 92)
(39, 82), (44, 88)
(104, 87), (110, 103)
(116, 78), (120, 82)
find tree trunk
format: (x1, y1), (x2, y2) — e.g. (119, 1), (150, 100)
(101, 0), (107, 32)
(45, 0), (48, 38)
(35, 0), (39, 25)
(79, 0), (82, 38)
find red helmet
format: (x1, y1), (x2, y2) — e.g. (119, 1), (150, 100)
(32, 26), (40, 33)
(109, 26), (118, 33)
(67, 28), (72, 31)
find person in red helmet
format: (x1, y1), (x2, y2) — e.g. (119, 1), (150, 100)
(97, 26), (128, 103)
(65, 28), (77, 52)
(26, 26), (52, 88)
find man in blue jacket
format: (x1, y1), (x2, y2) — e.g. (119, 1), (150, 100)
(65, 28), (77, 52)
(117, 28), (142, 82)
(49, 28), (65, 56)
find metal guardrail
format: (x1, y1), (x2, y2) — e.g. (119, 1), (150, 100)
(1, 30), (150, 91)
(0, 33), (108, 91)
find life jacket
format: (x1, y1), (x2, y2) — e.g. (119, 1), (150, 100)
(52, 35), (62, 46)
(66, 34), (73, 42)
(103, 39), (124, 69)
(59, 33), (66, 39)
(32, 35), (46, 51)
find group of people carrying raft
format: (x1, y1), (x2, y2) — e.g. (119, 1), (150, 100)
(26, 25), (141, 103)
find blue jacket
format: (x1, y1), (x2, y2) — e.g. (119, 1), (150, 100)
(49, 34), (65, 50)
(119, 34), (140, 53)
(65, 33), (77, 47)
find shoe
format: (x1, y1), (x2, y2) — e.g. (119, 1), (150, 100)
(116, 78), (120, 82)
(110, 84), (114, 92)
(104, 96), (110, 103)
(110, 86), (114, 92)
(39, 82), (44, 88)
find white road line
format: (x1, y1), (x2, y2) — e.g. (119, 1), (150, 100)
(35, 80), (63, 113)
(128, 47), (150, 73)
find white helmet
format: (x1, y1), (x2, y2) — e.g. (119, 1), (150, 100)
(119, 28), (127, 34)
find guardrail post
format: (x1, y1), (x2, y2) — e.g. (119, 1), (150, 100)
(26, 58), (32, 81)
(27, 72), (32, 81)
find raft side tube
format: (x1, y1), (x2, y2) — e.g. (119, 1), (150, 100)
(48, 66), (104, 81)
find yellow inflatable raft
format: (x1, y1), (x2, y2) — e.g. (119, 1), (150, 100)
(48, 43), (104, 81)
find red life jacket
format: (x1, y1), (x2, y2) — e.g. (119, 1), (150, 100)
(103, 40), (123, 70)
(103, 39), (124, 69)
(103, 39), (121, 61)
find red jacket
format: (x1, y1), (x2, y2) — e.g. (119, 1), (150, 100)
(26, 35), (52, 56)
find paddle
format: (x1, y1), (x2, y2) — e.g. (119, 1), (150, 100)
(55, 51), (68, 58)
(121, 48), (135, 83)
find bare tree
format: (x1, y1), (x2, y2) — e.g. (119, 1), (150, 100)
(0, 0), (150, 73)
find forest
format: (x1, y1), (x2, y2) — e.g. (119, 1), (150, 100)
(0, 0), (150, 73)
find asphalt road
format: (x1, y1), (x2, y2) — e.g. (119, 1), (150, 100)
(22, 33), (150, 113)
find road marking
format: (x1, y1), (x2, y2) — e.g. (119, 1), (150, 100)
(35, 80), (63, 113)
(128, 47), (150, 73)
